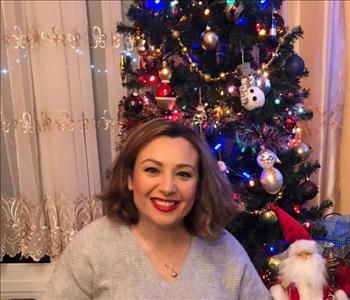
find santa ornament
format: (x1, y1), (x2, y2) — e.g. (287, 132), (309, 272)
(269, 205), (348, 300)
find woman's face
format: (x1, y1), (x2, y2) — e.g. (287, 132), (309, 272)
(128, 136), (199, 230)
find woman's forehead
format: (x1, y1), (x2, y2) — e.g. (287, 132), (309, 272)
(135, 136), (199, 166)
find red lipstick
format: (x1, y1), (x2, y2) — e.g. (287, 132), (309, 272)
(151, 198), (179, 212)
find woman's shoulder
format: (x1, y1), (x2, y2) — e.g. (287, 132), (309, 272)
(65, 216), (130, 250)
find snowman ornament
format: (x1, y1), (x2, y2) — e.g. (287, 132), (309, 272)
(257, 148), (284, 194)
(239, 75), (265, 110)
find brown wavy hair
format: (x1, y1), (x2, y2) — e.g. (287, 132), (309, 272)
(99, 118), (240, 239)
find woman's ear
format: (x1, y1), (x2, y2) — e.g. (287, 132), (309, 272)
(127, 175), (133, 191)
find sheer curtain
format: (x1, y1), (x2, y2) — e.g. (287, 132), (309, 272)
(283, 1), (349, 214)
(0, 0), (126, 261)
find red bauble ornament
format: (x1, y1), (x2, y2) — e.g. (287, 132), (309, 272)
(155, 81), (177, 109)
(156, 82), (174, 97)
(285, 116), (297, 131)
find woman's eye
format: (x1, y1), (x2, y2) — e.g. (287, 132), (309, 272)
(144, 167), (159, 175)
(177, 171), (192, 179)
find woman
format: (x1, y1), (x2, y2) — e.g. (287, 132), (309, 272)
(42, 119), (271, 299)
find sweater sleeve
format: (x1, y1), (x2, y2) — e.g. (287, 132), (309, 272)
(41, 230), (93, 300)
(238, 259), (272, 300)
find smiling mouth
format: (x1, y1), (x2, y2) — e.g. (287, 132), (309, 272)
(151, 198), (179, 212)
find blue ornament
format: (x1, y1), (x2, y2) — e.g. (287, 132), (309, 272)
(145, 0), (165, 12)
(285, 54), (305, 78)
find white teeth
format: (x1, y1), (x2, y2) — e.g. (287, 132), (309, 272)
(154, 200), (176, 207)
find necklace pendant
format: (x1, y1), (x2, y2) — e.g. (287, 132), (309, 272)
(171, 271), (178, 278)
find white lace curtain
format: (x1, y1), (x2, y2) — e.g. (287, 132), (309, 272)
(1, 0), (126, 261)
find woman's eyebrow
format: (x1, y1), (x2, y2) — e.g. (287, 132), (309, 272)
(139, 159), (197, 171)
(175, 164), (197, 171)
(139, 158), (162, 166)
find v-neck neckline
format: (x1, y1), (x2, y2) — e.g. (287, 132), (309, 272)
(127, 225), (196, 286)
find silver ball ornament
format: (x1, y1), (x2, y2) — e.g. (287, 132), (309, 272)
(296, 143), (310, 158)
(260, 167), (283, 194)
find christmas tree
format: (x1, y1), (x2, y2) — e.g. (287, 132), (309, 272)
(117, 0), (332, 284)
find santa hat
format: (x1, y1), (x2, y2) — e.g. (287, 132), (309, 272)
(269, 204), (316, 254)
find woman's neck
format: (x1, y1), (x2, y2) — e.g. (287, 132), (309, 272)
(131, 219), (191, 251)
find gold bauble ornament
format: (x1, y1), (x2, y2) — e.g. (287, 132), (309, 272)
(181, 47), (188, 54)
(201, 27), (219, 51)
(219, 72), (227, 80)
(159, 61), (172, 81)
(267, 256), (282, 272)
(203, 73), (211, 82)
(171, 30), (180, 39)
(152, 48), (162, 58)
(259, 209), (278, 224)
(136, 39), (147, 56)
(260, 167), (283, 194)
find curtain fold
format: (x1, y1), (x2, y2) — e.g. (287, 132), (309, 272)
(339, 2), (350, 214)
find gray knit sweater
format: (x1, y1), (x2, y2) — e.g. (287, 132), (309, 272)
(42, 216), (271, 300)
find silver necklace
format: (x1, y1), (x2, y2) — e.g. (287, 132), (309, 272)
(134, 228), (181, 278)
(156, 254), (178, 278)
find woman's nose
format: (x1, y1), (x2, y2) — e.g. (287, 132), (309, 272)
(158, 174), (176, 194)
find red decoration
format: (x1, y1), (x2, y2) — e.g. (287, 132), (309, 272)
(163, 108), (181, 121)
(259, 269), (273, 286)
(147, 74), (158, 85)
(137, 73), (159, 86)
(137, 75), (147, 85)
(269, 204), (311, 244)
(285, 116), (297, 131)
(156, 82), (174, 98)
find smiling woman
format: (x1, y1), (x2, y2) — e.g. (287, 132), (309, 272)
(128, 136), (199, 231)
(41, 119), (272, 300)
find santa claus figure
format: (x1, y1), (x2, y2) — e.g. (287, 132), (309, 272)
(269, 205), (349, 300)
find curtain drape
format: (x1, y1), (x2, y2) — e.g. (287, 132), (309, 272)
(339, 2), (350, 214)
(283, 1), (349, 214)
(0, 0), (126, 261)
